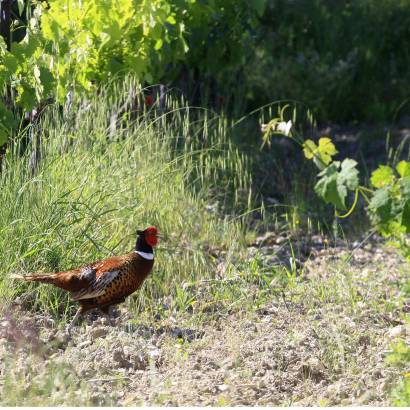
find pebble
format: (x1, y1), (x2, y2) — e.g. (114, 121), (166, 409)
(78, 340), (92, 349)
(217, 384), (229, 392)
(91, 327), (108, 339)
(356, 390), (373, 404)
(387, 325), (408, 338)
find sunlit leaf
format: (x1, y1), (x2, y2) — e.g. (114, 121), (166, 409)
(397, 161), (410, 178)
(302, 139), (317, 160)
(317, 137), (338, 165)
(339, 158), (359, 191)
(370, 165), (395, 188)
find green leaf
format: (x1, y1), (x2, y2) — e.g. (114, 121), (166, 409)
(317, 137), (338, 164)
(2, 54), (18, 76)
(302, 139), (317, 160)
(144, 72), (153, 84)
(251, 0), (267, 17)
(369, 187), (392, 223)
(0, 128), (8, 146)
(401, 200), (410, 232)
(303, 137), (338, 170)
(0, 101), (17, 128)
(154, 38), (163, 50)
(370, 165), (395, 188)
(0, 101), (15, 146)
(397, 160), (410, 178)
(166, 15), (176, 24)
(20, 86), (37, 110)
(39, 66), (54, 97)
(315, 162), (347, 210)
(400, 177), (410, 197)
(339, 158), (359, 191)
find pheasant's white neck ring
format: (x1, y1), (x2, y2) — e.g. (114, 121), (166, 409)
(135, 250), (154, 260)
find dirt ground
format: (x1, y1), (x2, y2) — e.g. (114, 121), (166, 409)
(0, 235), (409, 406)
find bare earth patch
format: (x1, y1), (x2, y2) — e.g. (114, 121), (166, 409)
(0, 239), (409, 406)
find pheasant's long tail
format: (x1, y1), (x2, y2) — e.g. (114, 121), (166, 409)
(11, 273), (58, 284)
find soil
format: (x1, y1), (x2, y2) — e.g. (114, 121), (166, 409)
(0, 235), (408, 406)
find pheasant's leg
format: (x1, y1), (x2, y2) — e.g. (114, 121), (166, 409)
(66, 307), (83, 336)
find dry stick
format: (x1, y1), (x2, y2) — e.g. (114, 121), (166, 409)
(87, 376), (132, 383)
(281, 291), (291, 313)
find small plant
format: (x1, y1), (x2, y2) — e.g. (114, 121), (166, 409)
(386, 339), (410, 406)
(262, 106), (410, 257)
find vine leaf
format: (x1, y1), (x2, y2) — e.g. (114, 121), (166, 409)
(369, 187), (392, 224)
(303, 137), (338, 170)
(0, 102), (17, 146)
(314, 159), (359, 210)
(396, 161), (410, 178)
(315, 162), (346, 209)
(339, 158), (359, 190)
(370, 165), (395, 188)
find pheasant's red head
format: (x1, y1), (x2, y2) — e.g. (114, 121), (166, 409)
(144, 226), (158, 247)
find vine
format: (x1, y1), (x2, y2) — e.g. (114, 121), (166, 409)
(262, 107), (410, 257)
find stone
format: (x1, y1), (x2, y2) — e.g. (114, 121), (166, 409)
(217, 384), (229, 392)
(91, 327), (108, 339)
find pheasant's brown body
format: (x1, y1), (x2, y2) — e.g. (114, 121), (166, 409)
(13, 226), (158, 331)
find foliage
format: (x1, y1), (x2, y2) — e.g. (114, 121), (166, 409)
(246, 0), (410, 122)
(314, 159), (359, 211)
(368, 162), (410, 238)
(40, 0), (188, 95)
(0, 0), (266, 147)
(262, 106), (410, 255)
(387, 339), (410, 406)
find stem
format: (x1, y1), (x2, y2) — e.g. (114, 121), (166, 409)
(359, 187), (371, 205)
(335, 188), (359, 219)
(358, 186), (374, 194)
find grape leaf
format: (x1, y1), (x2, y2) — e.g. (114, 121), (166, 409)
(370, 165), (395, 188)
(302, 139), (317, 159)
(396, 160), (410, 178)
(303, 137), (338, 170)
(317, 137), (338, 164)
(339, 158), (359, 190)
(400, 177), (410, 197)
(314, 158), (358, 210)
(0, 101), (16, 146)
(314, 162), (347, 210)
(369, 187), (392, 223)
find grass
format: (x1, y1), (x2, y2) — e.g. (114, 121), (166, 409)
(0, 79), (408, 405)
(0, 79), (251, 320)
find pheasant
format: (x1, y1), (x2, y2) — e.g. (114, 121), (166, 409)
(12, 226), (158, 333)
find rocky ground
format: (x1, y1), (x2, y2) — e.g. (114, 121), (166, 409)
(0, 234), (409, 406)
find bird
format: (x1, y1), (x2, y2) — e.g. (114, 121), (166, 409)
(12, 226), (159, 333)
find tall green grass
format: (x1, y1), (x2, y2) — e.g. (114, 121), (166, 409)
(0, 79), (251, 320)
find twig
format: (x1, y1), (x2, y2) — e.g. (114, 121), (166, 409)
(281, 291), (291, 312)
(87, 376), (131, 383)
